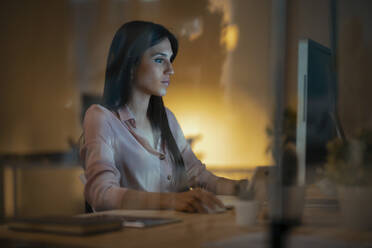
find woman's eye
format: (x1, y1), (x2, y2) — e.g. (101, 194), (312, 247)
(154, 58), (164, 64)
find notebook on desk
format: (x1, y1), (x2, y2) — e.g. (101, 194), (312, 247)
(7, 215), (123, 235)
(99, 214), (182, 228)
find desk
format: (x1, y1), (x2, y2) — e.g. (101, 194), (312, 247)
(1, 206), (372, 248)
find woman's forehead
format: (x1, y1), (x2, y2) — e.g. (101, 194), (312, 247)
(146, 39), (173, 57)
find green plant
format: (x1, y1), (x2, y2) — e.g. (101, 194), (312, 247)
(266, 107), (298, 186)
(326, 129), (372, 186)
(265, 108), (297, 154)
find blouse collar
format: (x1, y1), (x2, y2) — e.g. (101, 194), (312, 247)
(116, 105), (165, 157)
(117, 105), (136, 128)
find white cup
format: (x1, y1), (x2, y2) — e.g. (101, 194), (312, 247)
(235, 200), (260, 227)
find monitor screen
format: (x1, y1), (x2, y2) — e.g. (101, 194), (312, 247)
(296, 39), (338, 185)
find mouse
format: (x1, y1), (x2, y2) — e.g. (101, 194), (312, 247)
(202, 204), (227, 214)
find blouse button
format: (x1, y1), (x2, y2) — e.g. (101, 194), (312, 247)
(167, 175), (171, 180)
(159, 154), (165, 160)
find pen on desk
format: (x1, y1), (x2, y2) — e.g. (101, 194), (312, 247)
(122, 220), (145, 228)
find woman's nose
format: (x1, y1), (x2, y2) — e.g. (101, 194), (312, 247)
(166, 62), (174, 75)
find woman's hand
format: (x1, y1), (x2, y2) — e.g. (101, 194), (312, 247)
(169, 188), (224, 213)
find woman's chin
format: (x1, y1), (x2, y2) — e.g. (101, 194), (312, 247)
(154, 89), (167, 97)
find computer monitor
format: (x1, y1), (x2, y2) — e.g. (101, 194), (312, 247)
(296, 39), (339, 185)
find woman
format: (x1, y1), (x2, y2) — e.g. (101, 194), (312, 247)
(81, 21), (247, 213)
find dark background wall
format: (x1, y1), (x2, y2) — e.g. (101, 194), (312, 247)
(285, 0), (372, 135)
(0, 1), (80, 154)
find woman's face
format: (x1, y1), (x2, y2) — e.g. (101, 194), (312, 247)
(133, 38), (174, 97)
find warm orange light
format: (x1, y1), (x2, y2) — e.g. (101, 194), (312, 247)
(221, 24), (239, 51)
(165, 91), (273, 169)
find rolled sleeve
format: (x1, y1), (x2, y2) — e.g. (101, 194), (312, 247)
(81, 105), (127, 211)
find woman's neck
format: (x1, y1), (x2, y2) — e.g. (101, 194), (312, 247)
(127, 91), (151, 126)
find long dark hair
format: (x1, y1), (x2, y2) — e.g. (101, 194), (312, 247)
(102, 21), (185, 188)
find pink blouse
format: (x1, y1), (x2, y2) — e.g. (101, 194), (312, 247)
(80, 104), (219, 211)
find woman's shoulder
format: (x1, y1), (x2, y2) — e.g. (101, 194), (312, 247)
(164, 106), (174, 117)
(83, 104), (118, 143)
(85, 104), (112, 116)
(164, 107), (178, 124)
(164, 107), (183, 132)
(84, 104), (116, 125)
(164, 107), (187, 146)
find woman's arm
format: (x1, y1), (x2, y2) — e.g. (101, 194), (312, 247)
(216, 178), (238, 195)
(216, 178), (249, 195)
(120, 188), (224, 213)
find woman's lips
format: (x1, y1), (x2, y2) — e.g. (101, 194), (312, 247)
(161, 80), (170, 85)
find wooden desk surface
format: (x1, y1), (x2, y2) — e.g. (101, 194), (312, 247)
(1, 206), (372, 248)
